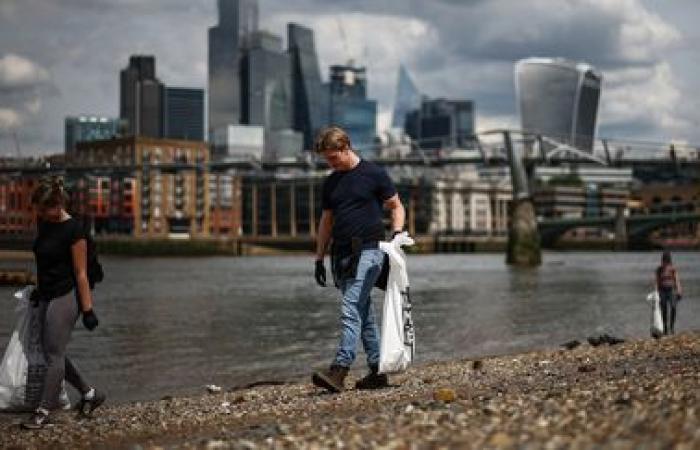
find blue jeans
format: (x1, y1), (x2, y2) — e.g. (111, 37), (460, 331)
(333, 248), (384, 368)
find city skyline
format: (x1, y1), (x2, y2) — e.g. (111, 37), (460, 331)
(0, 0), (699, 155)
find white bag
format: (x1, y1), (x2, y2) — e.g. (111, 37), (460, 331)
(378, 232), (415, 374)
(646, 290), (664, 338)
(0, 286), (70, 411)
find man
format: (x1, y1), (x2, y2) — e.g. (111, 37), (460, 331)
(312, 126), (405, 393)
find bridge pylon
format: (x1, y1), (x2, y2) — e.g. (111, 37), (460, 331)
(503, 131), (542, 266)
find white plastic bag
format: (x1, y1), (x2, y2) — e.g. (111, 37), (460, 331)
(646, 290), (664, 338)
(0, 286), (32, 410)
(378, 232), (415, 374)
(0, 286), (70, 411)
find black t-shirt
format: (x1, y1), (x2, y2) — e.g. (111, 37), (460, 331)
(321, 159), (397, 245)
(33, 217), (86, 300)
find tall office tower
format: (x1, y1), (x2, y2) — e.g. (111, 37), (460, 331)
(120, 55), (164, 138)
(391, 64), (422, 129)
(241, 30), (302, 161)
(288, 23), (326, 151)
(327, 64), (377, 158)
(404, 98), (474, 152)
(65, 116), (124, 155)
(208, 0), (259, 136)
(515, 57), (602, 152)
(164, 87), (205, 141)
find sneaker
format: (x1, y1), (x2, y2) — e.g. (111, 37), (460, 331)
(75, 388), (106, 416)
(355, 370), (389, 390)
(21, 408), (51, 430)
(312, 365), (349, 393)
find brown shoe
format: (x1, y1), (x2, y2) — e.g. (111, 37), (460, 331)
(355, 366), (389, 390)
(312, 365), (348, 393)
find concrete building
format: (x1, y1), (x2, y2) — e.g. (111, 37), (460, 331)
(533, 185), (629, 219)
(212, 124), (265, 161)
(164, 87), (205, 141)
(0, 177), (37, 238)
(65, 116), (124, 155)
(405, 98), (475, 153)
(75, 137), (210, 238)
(120, 55), (164, 138)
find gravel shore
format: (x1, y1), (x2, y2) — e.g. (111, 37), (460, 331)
(1, 331), (698, 449)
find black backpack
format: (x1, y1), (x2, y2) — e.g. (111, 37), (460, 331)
(79, 218), (104, 288)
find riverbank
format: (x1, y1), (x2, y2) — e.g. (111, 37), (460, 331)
(1, 331), (698, 449)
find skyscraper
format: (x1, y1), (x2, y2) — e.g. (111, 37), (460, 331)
(164, 87), (205, 141)
(120, 55), (164, 138)
(327, 64), (377, 158)
(65, 116), (124, 155)
(241, 30), (302, 161)
(241, 31), (292, 130)
(391, 64), (421, 129)
(288, 23), (326, 151)
(208, 0), (259, 135)
(405, 98), (475, 152)
(515, 58), (602, 152)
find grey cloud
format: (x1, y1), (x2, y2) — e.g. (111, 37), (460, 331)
(0, 0), (696, 154)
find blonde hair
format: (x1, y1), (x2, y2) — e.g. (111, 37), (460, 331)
(31, 176), (68, 208)
(314, 126), (351, 154)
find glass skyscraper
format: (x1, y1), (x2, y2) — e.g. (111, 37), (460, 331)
(288, 23), (326, 151)
(392, 64), (421, 129)
(120, 55), (164, 138)
(208, 0), (259, 135)
(515, 57), (602, 152)
(404, 98), (475, 152)
(65, 116), (124, 155)
(241, 30), (302, 160)
(327, 64), (377, 158)
(164, 87), (205, 141)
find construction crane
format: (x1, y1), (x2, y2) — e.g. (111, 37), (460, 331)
(335, 18), (354, 67)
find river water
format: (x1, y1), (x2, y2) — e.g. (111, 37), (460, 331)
(0, 252), (697, 404)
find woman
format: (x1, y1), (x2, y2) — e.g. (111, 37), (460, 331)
(22, 176), (105, 429)
(655, 250), (683, 336)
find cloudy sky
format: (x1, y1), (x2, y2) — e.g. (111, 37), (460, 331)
(1, 0), (699, 156)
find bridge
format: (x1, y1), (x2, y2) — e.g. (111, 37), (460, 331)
(538, 212), (700, 247)
(1, 129), (698, 176)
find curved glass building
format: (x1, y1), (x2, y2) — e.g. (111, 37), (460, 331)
(515, 58), (602, 152)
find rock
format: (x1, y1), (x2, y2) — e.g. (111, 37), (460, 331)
(488, 432), (515, 447)
(472, 360), (484, 371)
(562, 340), (581, 350)
(587, 336), (603, 347)
(206, 385), (222, 394)
(433, 388), (457, 403)
(578, 364), (596, 373)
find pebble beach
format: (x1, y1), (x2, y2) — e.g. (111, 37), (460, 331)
(1, 331), (698, 449)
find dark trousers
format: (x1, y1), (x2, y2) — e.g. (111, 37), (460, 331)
(658, 287), (677, 335)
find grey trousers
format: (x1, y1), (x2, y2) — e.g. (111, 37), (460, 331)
(37, 291), (89, 409)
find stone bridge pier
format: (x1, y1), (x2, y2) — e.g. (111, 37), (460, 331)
(503, 131), (542, 266)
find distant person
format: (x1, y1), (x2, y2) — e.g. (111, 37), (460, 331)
(22, 176), (105, 429)
(655, 250), (683, 335)
(312, 126), (405, 393)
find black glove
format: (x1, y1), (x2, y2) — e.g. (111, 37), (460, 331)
(82, 309), (99, 331)
(29, 288), (41, 307)
(314, 260), (326, 287)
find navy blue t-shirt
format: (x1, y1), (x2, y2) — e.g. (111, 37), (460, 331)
(321, 159), (397, 245)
